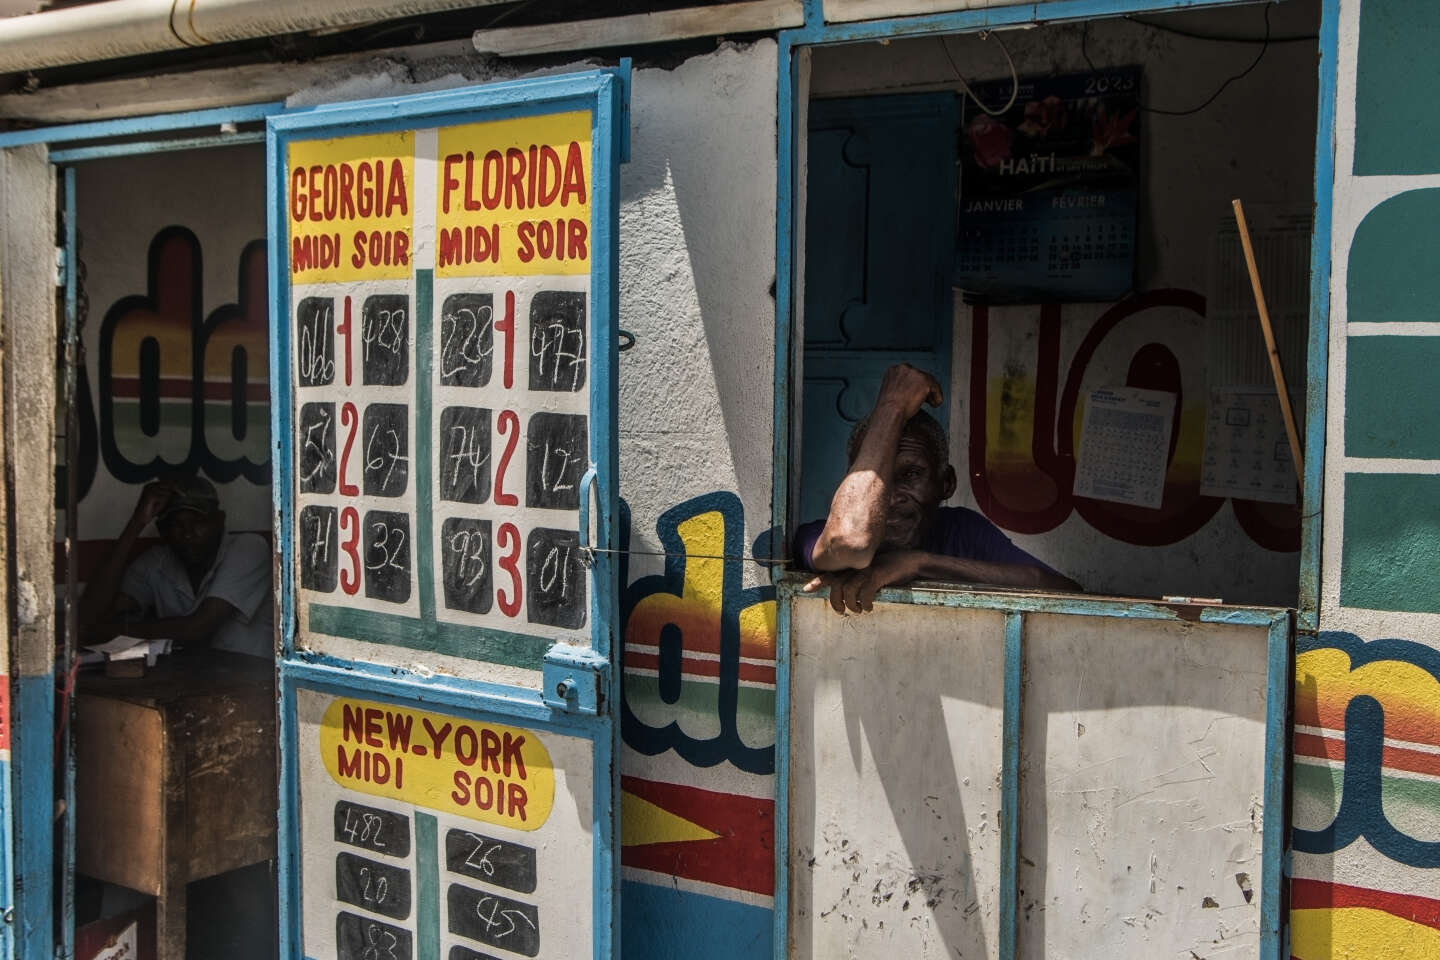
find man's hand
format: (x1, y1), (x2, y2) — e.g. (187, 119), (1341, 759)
(803, 550), (923, 615)
(131, 481), (175, 529)
(875, 363), (943, 419)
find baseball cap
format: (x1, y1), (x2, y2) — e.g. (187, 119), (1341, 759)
(158, 475), (220, 521)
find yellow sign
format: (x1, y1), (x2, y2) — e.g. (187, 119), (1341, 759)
(288, 131), (415, 284)
(320, 697), (555, 830)
(435, 111), (592, 278)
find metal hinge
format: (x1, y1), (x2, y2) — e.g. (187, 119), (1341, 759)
(541, 643), (609, 715)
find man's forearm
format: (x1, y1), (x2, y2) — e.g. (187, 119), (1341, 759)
(911, 552), (1080, 592)
(812, 402), (909, 570)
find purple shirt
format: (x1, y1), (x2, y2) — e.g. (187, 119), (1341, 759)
(793, 506), (1060, 575)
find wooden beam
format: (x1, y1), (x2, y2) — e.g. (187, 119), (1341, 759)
(473, 0), (803, 57)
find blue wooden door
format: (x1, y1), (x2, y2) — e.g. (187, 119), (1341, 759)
(267, 72), (626, 960)
(800, 94), (958, 524)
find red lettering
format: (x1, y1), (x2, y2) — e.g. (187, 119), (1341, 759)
(351, 230), (366, 269)
(371, 752), (391, 785)
(454, 725), (478, 766)
(337, 745), (362, 779)
(308, 165), (323, 221)
(516, 220), (535, 263)
(537, 145), (561, 206)
(364, 708), (383, 747)
(527, 144), (539, 206)
(322, 165), (338, 220)
(505, 147), (526, 209)
(507, 782), (528, 822)
(482, 150), (504, 209)
(422, 718), (452, 760)
(568, 218), (588, 260)
(342, 704), (365, 743)
(357, 162), (374, 217)
(501, 733), (527, 779)
(393, 230), (409, 266)
(385, 711), (413, 752)
(561, 140), (587, 206)
(439, 227), (462, 268)
(452, 770), (471, 805)
(480, 728), (502, 774)
(291, 235), (312, 274)
(339, 163), (356, 220)
(290, 167), (307, 221)
(442, 153), (463, 214)
(386, 158), (408, 215)
(474, 776), (494, 811)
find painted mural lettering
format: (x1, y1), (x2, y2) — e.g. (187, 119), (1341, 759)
(86, 226), (270, 489)
(968, 290), (1298, 551)
(620, 492), (778, 775)
(1292, 631), (1440, 867)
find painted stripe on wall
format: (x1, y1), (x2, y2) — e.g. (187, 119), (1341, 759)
(621, 878), (772, 959)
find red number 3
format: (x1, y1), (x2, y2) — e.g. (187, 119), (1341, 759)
(496, 522), (521, 617)
(340, 506), (361, 595)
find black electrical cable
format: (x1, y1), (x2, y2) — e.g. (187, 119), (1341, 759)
(1084, 2), (1276, 117)
(1124, 13), (1317, 45)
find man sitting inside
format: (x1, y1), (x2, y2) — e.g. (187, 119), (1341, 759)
(79, 474), (273, 657)
(796, 363), (1080, 614)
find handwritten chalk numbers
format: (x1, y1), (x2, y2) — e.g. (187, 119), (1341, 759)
(526, 528), (586, 629)
(363, 294), (409, 386)
(299, 403), (337, 494)
(529, 291), (586, 393)
(441, 518), (493, 614)
(300, 505), (338, 592)
(440, 293), (493, 388)
(336, 912), (412, 960)
(297, 297), (336, 387)
(364, 511), (412, 604)
(439, 407), (492, 504)
(526, 413), (586, 510)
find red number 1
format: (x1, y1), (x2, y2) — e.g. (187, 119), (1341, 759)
(338, 295), (353, 386)
(494, 290), (515, 389)
(496, 522), (521, 617)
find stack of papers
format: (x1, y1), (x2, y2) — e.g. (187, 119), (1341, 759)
(80, 635), (173, 667)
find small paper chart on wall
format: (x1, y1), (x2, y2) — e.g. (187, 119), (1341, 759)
(1073, 386), (1176, 509)
(1200, 388), (1297, 505)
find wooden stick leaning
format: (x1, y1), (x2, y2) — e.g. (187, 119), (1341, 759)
(1231, 198), (1305, 488)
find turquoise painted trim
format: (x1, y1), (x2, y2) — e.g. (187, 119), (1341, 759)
(999, 612), (1022, 960)
(1260, 611), (1292, 960)
(306, 605), (553, 667)
(414, 813), (440, 960)
(0, 756), (14, 960)
(415, 269), (437, 628)
(770, 579), (793, 960)
(12, 674), (53, 960)
(0, 102), (283, 148)
(1299, 0), (1339, 633)
(49, 130), (266, 164)
(276, 664), (304, 960)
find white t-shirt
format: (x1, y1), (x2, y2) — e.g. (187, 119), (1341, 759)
(119, 532), (275, 658)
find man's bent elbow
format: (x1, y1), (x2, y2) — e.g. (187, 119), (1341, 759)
(811, 532), (877, 572)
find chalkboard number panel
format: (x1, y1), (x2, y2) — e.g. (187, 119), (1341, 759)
(525, 412), (586, 511)
(362, 294), (410, 387)
(299, 402), (337, 494)
(444, 828), (538, 895)
(364, 510), (413, 604)
(335, 851), (414, 922)
(440, 293), (494, 388)
(528, 290), (586, 393)
(525, 527), (586, 630)
(296, 296), (336, 388)
(300, 505), (339, 594)
(334, 801), (412, 858)
(447, 884), (540, 958)
(336, 911), (413, 960)
(448, 946), (507, 960)
(441, 517), (493, 615)
(363, 403), (411, 498)
(439, 406), (492, 504)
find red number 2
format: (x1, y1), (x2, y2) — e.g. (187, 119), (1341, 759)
(496, 522), (522, 617)
(339, 401), (359, 496)
(340, 506), (361, 595)
(494, 410), (519, 506)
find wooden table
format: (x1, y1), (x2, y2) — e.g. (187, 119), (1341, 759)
(76, 653), (278, 960)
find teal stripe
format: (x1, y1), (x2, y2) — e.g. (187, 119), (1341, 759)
(415, 812), (440, 960)
(310, 604), (550, 668)
(417, 268), (437, 627)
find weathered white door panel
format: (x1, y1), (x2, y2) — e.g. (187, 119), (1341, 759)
(1018, 613), (1269, 960)
(789, 599), (1007, 960)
